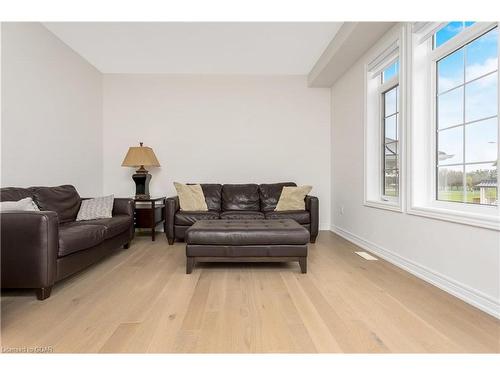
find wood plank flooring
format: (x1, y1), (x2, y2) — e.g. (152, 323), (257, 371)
(1, 231), (499, 353)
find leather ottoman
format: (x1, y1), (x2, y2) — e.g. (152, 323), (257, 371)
(185, 219), (309, 274)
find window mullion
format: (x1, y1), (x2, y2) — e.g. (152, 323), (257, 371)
(462, 42), (467, 203)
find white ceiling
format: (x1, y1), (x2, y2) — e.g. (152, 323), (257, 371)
(43, 22), (342, 75)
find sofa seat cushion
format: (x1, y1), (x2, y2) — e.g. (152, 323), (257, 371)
(58, 222), (106, 257)
(264, 210), (310, 224)
(83, 215), (132, 239)
(175, 211), (220, 226)
(220, 210), (264, 220)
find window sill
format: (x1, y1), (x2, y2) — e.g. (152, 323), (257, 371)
(364, 199), (403, 212)
(407, 204), (500, 231)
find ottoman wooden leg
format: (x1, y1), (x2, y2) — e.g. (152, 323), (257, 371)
(186, 257), (195, 274)
(36, 286), (52, 300)
(299, 257), (307, 273)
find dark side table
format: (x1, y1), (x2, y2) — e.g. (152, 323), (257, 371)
(133, 196), (166, 241)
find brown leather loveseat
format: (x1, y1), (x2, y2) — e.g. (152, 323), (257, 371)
(0, 185), (135, 300)
(165, 182), (319, 244)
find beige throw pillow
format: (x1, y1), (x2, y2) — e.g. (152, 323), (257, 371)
(174, 182), (208, 211)
(275, 186), (312, 211)
(0, 197), (40, 212)
(76, 195), (114, 221)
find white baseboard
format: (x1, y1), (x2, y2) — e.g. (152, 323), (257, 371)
(320, 222), (330, 231)
(331, 226), (500, 319)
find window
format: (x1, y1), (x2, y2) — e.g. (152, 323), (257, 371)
(364, 26), (405, 211)
(382, 60), (399, 83)
(381, 65), (400, 199)
(433, 22), (475, 49)
(409, 21), (499, 230)
(435, 27), (498, 206)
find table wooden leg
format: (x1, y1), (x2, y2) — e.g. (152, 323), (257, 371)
(151, 201), (156, 241)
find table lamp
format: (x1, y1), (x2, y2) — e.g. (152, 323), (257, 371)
(121, 142), (160, 198)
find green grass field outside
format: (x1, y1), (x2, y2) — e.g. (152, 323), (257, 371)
(438, 189), (497, 204)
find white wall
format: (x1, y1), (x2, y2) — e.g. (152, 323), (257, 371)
(1, 23), (103, 196)
(331, 46), (500, 316)
(103, 75), (331, 228)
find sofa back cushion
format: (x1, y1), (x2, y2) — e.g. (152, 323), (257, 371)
(259, 182), (297, 212)
(0, 187), (33, 202)
(222, 184), (260, 211)
(200, 184), (223, 211)
(30, 185), (81, 223)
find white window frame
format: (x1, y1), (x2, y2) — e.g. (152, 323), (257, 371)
(364, 24), (406, 212)
(408, 22), (500, 230)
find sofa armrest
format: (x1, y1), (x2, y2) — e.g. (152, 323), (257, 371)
(112, 198), (135, 216)
(164, 196), (179, 245)
(305, 195), (319, 242)
(0, 211), (59, 289)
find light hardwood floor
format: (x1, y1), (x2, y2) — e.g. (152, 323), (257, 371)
(1, 231), (499, 353)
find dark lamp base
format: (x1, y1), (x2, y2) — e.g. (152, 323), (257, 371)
(132, 172), (152, 198)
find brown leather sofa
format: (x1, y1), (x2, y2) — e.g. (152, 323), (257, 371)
(165, 182), (319, 244)
(0, 185), (134, 300)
